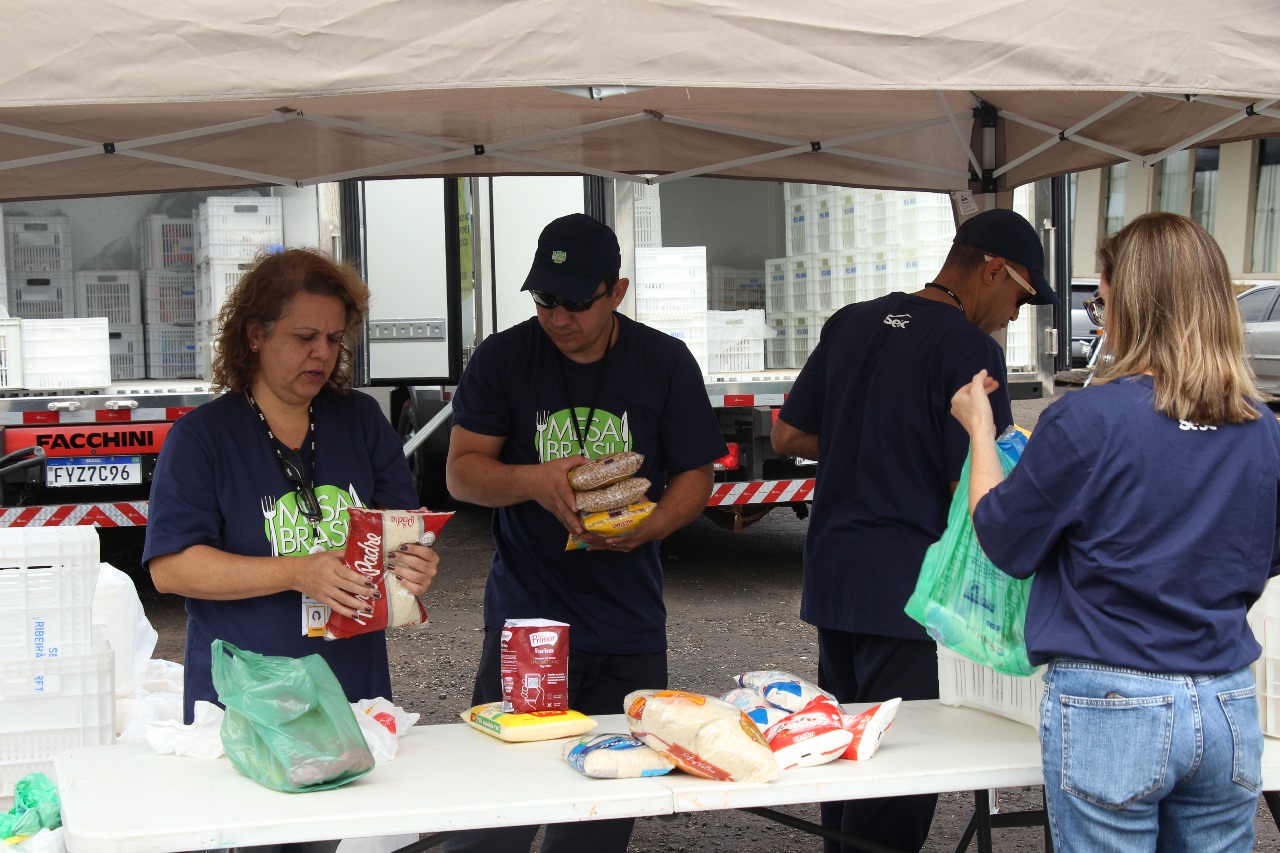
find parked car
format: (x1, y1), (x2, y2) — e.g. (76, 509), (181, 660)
(1239, 284), (1280, 395)
(1070, 279), (1104, 367)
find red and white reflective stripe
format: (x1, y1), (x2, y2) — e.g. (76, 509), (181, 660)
(706, 393), (787, 408)
(0, 407), (186, 426)
(707, 479), (815, 506)
(0, 501), (149, 527)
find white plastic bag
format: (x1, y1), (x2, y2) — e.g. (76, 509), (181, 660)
(144, 700), (225, 758)
(92, 563), (158, 698)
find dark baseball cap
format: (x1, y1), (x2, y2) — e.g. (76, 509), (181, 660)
(953, 208), (1059, 306)
(521, 213), (622, 301)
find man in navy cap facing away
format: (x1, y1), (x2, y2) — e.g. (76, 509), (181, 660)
(773, 207), (1059, 853)
(445, 212), (726, 853)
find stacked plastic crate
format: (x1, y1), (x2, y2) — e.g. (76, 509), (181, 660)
(0, 527), (113, 795)
(195, 197), (283, 379)
(4, 214), (75, 322)
(75, 270), (144, 380)
(140, 215), (199, 379)
(634, 247), (709, 375)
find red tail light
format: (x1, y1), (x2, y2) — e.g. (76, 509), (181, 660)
(713, 442), (740, 471)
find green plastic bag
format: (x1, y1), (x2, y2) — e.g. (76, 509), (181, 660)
(904, 428), (1039, 676)
(1, 773), (60, 840)
(211, 640), (375, 793)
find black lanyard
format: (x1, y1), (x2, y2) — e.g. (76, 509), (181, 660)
(245, 388), (317, 518)
(553, 314), (616, 458)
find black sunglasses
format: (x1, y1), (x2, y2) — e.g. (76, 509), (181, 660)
(529, 285), (612, 313)
(280, 454), (322, 524)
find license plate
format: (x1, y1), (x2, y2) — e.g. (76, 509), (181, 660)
(45, 456), (142, 487)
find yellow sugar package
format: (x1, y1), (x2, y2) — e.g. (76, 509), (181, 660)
(565, 501), (656, 550)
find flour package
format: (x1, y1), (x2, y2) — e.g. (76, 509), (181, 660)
(625, 689), (779, 783)
(501, 618), (569, 713)
(562, 733), (675, 778)
(325, 508), (453, 640)
(735, 670), (837, 713)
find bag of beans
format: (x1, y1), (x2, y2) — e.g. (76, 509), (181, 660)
(324, 508), (452, 640)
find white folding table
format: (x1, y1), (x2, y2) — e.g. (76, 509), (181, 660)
(51, 700), (1280, 853)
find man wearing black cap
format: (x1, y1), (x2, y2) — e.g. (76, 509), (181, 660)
(772, 207), (1059, 853)
(444, 213), (726, 853)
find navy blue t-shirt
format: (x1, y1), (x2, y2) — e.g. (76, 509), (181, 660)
(778, 292), (1013, 639)
(450, 313), (727, 655)
(142, 389), (418, 722)
(974, 375), (1280, 673)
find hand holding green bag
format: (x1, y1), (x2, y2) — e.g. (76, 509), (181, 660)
(904, 427), (1038, 676)
(211, 640), (375, 793)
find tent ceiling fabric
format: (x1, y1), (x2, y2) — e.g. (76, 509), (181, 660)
(2, 0), (1278, 201)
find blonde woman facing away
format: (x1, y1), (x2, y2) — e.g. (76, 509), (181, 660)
(951, 213), (1280, 852)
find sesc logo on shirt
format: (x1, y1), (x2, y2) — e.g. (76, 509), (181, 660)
(883, 313), (911, 329)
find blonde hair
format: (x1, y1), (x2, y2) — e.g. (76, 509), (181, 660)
(1094, 213), (1259, 424)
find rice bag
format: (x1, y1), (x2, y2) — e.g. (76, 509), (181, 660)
(325, 507), (453, 640)
(625, 689), (778, 783)
(461, 702), (597, 743)
(839, 697), (901, 761)
(721, 687), (789, 731)
(736, 670), (837, 713)
(762, 696), (854, 770)
(562, 733), (676, 778)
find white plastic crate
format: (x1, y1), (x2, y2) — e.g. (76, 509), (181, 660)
(196, 317), (220, 380)
(635, 247), (707, 284)
(859, 250), (892, 302)
(937, 644), (1045, 730)
(1005, 313), (1036, 372)
(707, 310), (767, 374)
(0, 318), (23, 390)
(786, 255), (815, 313)
(145, 323), (199, 379)
(0, 527), (101, 661)
(766, 316), (790, 369)
(784, 198), (814, 257)
(5, 215), (72, 273)
(707, 266), (765, 312)
(783, 182), (815, 202)
(650, 316), (708, 375)
(75, 271), (143, 326)
(634, 197), (663, 249)
(812, 253), (839, 312)
(864, 191), (896, 247)
(811, 194), (838, 254)
(108, 324), (145, 380)
(22, 317), (111, 390)
(765, 258), (789, 316)
(1, 626), (114, 795)
(836, 251), (863, 306)
(896, 193), (955, 243)
(196, 258), (254, 324)
(789, 314), (819, 367)
(143, 268), (197, 324)
(8, 271), (74, 320)
(1249, 577), (1280, 737)
(139, 215), (195, 269)
(195, 197), (283, 263)
(833, 189), (862, 253)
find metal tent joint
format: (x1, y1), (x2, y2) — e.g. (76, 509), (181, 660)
(102, 142), (115, 155)
(474, 144), (486, 156)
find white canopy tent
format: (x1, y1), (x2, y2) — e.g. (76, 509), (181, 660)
(1, 0), (1278, 201)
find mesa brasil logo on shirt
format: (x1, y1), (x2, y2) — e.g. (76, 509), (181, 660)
(536, 407), (632, 461)
(260, 485), (360, 556)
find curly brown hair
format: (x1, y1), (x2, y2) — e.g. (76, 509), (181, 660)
(211, 248), (370, 394)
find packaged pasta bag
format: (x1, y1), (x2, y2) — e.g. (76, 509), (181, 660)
(325, 508), (453, 640)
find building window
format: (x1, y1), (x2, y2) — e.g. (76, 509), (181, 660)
(1158, 151), (1190, 215)
(1191, 146), (1219, 234)
(1253, 140), (1280, 273)
(1104, 163), (1126, 236)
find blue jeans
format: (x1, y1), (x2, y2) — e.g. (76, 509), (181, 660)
(1039, 659), (1262, 853)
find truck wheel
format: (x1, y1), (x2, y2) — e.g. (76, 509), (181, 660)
(397, 400), (451, 510)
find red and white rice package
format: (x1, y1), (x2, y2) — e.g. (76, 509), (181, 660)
(324, 507), (453, 640)
(838, 697), (902, 761)
(501, 618), (569, 713)
(736, 669), (838, 713)
(762, 696), (853, 770)
(624, 689), (778, 783)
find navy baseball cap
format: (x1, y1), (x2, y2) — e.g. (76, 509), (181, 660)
(953, 209), (1059, 306)
(521, 213), (622, 301)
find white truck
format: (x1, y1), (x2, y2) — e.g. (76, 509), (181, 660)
(0, 174), (1063, 529)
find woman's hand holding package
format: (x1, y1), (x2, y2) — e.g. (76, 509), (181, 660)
(292, 550), (379, 619)
(384, 540), (439, 596)
(950, 369), (1001, 441)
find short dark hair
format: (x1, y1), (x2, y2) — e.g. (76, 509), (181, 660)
(212, 248), (370, 394)
(941, 242), (988, 276)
